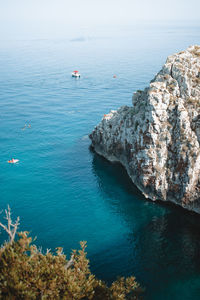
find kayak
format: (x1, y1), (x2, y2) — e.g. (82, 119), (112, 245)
(8, 159), (19, 164)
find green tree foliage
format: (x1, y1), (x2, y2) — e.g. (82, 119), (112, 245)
(0, 208), (143, 299)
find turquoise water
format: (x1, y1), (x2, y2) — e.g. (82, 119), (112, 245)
(1, 24), (200, 299)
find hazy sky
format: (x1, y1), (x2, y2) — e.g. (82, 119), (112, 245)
(0, 0), (200, 39)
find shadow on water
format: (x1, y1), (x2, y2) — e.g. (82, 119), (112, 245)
(90, 150), (200, 300)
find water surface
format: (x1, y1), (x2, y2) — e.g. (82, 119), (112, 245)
(1, 23), (200, 299)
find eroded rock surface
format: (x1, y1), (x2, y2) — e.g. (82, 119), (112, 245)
(90, 46), (200, 213)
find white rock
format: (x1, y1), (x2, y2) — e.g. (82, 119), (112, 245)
(90, 46), (200, 213)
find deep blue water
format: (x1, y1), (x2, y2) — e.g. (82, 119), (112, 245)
(1, 23), (200, 299)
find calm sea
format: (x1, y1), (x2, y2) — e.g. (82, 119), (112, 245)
(1, 23), (200, 299)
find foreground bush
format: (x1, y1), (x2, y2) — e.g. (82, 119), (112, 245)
(0, 207), (142, 299)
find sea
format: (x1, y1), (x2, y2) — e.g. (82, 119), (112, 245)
(1, 23), (200, 299)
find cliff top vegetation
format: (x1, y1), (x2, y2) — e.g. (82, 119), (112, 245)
(0, 206), (142, 300)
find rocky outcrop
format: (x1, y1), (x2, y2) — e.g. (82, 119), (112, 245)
(90, 46), (200, 213)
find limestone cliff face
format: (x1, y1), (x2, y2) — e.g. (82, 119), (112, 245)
(90, 46), (200, 213)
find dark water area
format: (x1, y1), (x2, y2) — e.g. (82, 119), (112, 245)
(0, 23), (200, 299)
(90, 153), (200, 299)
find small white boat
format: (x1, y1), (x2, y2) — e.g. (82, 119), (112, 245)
(72, 70), (81, 77)
(8, 158), (19, 164)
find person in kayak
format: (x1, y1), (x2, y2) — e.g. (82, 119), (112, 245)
(8, 158), (19, 164)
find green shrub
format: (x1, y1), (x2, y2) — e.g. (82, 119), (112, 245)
(0, 208), (142, 300)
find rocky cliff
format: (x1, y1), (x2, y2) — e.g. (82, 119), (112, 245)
(90, 46), (200, 213)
